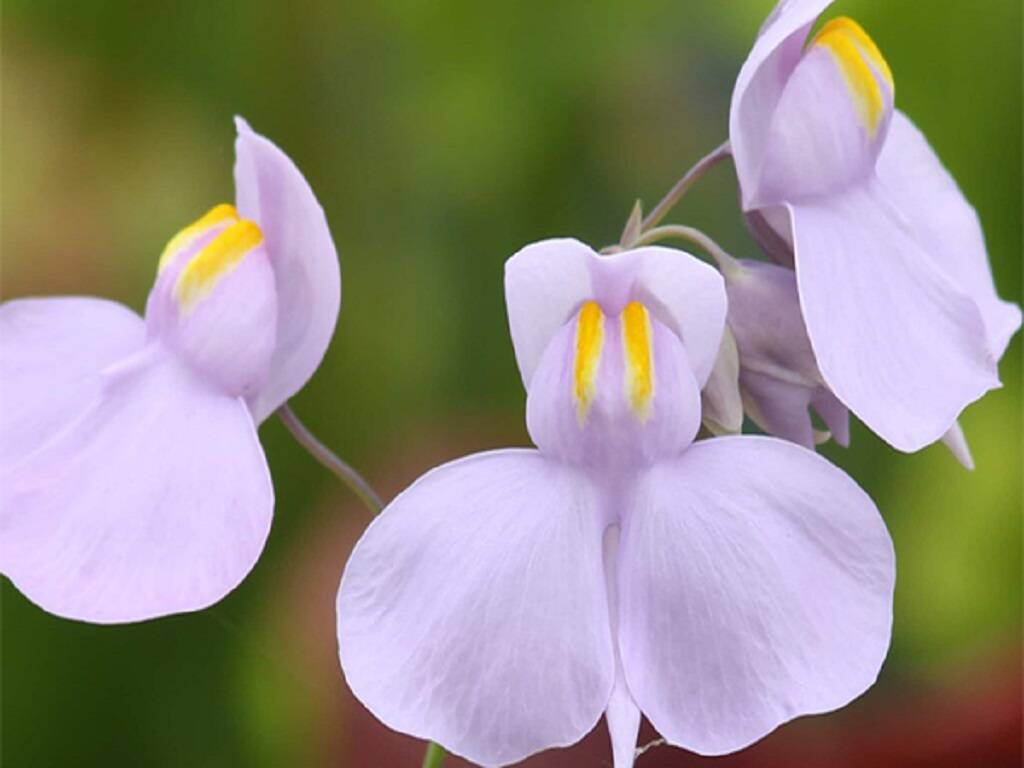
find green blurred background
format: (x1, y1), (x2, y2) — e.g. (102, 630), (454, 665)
(2, 0), (1020, 765)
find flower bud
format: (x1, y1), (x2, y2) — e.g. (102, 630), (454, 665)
(726, 260), (848, 448)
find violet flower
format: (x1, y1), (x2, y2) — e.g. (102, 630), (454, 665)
(337, 239), (894, 767)
(0, 119), (340, 623)
(720, 257), (977, 467)
(730, 0), (1021, 453)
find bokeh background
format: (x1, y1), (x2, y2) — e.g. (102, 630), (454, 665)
(2, 0), (1020, 765)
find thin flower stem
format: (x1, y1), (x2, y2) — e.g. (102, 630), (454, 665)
(635, 738), (668, 760)
(277, 403), (384, 516)
(278, 407), (441, 760)
(639, 140), (732, 235)
(633, 223), (742, 278)
(421, 741), (447, 768)
(278, 406), (442, 765)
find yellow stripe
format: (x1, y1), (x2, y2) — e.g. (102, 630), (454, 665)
(157, 203), (239, 273)
(813, 17), (893, 136)
(573, 301), (604, 425)
(174, 219), (264, 310)
(821, 17), (893, 88)
(622, 301), (654, 421)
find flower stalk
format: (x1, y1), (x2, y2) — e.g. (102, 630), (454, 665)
(637, 141), (731, 235)
(277, 405), (447, 764)
(635, 737), (667, 760)
(277, 403), (384, 516)
(421, 741), (447, 768)
(633, 224), (741, 278)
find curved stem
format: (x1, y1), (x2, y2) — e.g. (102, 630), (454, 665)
(633, 223), (741, 278)
(639, 140), (731, 234)
(277, 403), (384, 516)
(280, 404), (436, 757)
(421, 742), (447, 768)
(635, 737), (667, 760)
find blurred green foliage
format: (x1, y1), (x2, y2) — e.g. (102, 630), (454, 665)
(2, 1), (1020, 765)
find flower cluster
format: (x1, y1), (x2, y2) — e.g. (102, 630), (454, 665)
(0, 1), (1018, 766)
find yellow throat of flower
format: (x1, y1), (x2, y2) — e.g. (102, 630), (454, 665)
(622, 301), (654, 422)
(158, 204), (265, 312)
(571, 300), (655, 426)
(573, 301), (604, 425)
(813, 17), (894, 137)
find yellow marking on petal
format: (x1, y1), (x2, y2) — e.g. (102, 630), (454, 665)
(174, 219), (263, 310)
(622, 301), (654, 422)
(827, 17), (893, 88)
(157, 203), (239, 273)
(573, 301), (604, 425)
(813, 17), (893, 136)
